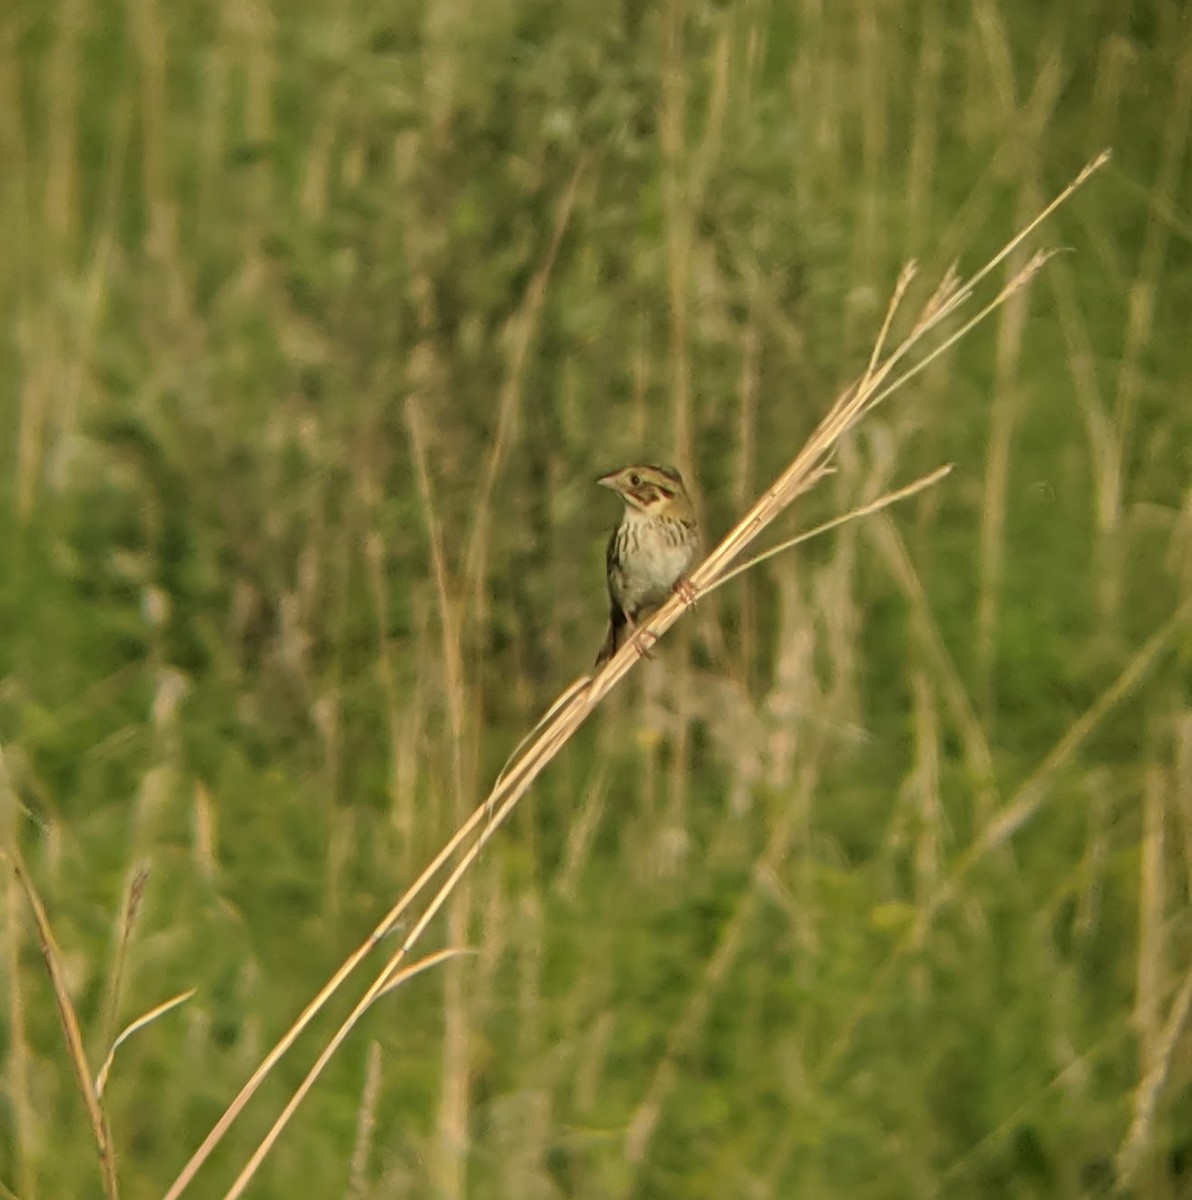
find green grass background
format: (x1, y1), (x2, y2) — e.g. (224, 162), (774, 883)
(2, 0), (1192, 1196)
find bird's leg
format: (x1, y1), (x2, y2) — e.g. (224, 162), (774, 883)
(625, 611), (657, 660)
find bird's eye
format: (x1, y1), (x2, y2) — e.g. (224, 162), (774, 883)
(629, 473), (641, 486)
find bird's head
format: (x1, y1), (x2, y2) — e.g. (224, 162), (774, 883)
(596, 464), (690, 516)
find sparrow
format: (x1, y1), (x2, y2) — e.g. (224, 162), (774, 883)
(594, 464), (698, 667)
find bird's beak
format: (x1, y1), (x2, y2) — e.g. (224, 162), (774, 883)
(595, 471), (619, 490)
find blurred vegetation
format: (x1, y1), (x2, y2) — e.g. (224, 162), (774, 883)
(2, 0), (1191, 1196)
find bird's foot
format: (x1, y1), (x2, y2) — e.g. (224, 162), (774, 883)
(672, 576), (698, 609)
(626, 614), (657, 660)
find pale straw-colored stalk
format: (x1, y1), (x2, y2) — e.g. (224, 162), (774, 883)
(163, 150), (1109, 1199)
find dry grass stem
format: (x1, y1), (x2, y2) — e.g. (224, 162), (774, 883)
(100, 862), (150, 1060)
(94, 989), (196, 1101)
(4, 851), (121, 1200)
(223, 949), (471, 1200)
(864, 260), (918, 379)
(864, 250), (1058, 416)
(1, 746), (35, 1199)
(1116, 966), (1192, 1189)
(708, 464), (954, 593)
(161, 802), (493, 1200)
(164, 151), (1109, 1197)
(347, 1041), (383, 1199)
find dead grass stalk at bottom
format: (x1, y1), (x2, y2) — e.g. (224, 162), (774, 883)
(4, 850), (121, 1200)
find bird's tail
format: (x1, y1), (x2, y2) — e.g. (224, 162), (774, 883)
(594, 604), (628, 667)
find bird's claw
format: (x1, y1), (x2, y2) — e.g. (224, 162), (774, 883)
(626, 615), (656, 660)
(673, 577), (698, 609)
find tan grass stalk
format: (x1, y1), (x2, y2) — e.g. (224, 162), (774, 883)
(909, 669), (943, 1000)
(1116, 966), (1192, 1189)
(4, 850), (121, 1200)
(1, 745), (35, 1199)
(732, 313), (761, 674)
(346, 1041), (384, 1199)
(99, 862), (151, 1059)
(1103, 55), (1192, 626)
(163, 152), (1109, 1197)
(1115, 762), (1174, 1189)
(707, 465), (953, 592)
(553, 762), (612, 902)
(161, 793), (499, 1199)
(1135, 765), (1167, 1059)
(407, 372), (475, 1200)
(222, 949), (471, 1200)
(94, 989), (195, 1102)
(1176, 716), (1192, 909)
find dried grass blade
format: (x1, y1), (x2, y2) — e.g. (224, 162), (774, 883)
(95, 989), (196, 1101)
(5, 851), (121, 1200)
(223, 950), (470, 1200)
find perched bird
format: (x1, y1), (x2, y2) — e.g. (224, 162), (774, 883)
(594, 464), (699, 667)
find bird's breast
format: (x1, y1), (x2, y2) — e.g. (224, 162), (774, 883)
(615, 511), (696, 613)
